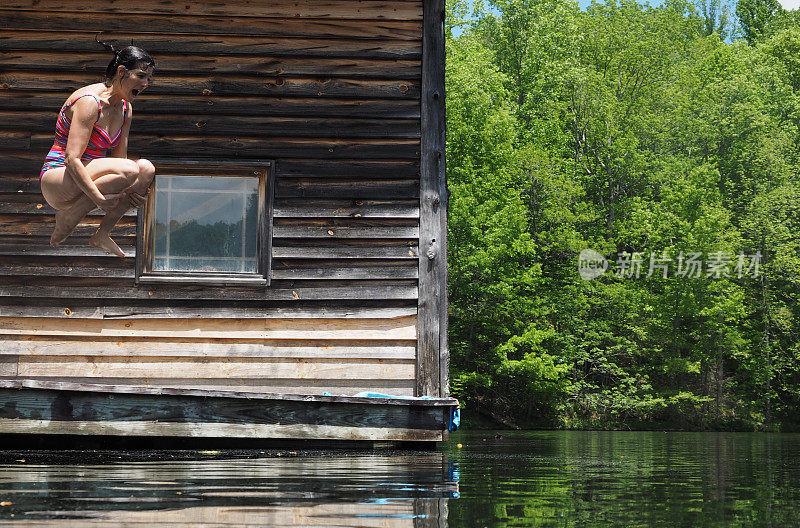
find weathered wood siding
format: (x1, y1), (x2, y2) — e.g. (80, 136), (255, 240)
(0, 315), (417, 394)
(0, 0), (445, 397)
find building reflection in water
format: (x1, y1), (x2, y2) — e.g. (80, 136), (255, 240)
(0, 452), (458, 527)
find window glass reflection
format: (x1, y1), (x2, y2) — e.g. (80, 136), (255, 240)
(152, 175), (259, 273)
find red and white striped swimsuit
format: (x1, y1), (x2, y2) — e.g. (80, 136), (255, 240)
(40, 93), (127, 179)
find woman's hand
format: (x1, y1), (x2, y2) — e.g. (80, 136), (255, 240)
(96, 190), (149, 212)
(126, 190), (149, 208)
(96, 193), (124, 213)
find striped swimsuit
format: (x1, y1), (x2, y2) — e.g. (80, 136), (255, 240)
(40, 94), (128, 179)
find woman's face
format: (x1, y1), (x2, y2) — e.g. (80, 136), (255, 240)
(117, 64), (154, 100)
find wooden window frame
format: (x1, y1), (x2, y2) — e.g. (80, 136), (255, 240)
(135, 160), (275, 287)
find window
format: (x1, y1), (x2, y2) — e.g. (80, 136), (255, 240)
(136, 161), (274, 286)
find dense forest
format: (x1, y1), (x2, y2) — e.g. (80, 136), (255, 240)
(446, 0), (800, 430)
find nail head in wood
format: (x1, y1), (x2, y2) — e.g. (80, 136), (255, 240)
(426, 241), (436, 260)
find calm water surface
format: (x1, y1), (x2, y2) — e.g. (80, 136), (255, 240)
(0, 431), (797, 527)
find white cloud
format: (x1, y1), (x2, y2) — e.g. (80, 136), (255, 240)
(779, 0), (800, 10)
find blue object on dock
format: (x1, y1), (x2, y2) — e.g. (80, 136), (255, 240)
(353, 392), (402, 398)
(449, 407), (460, 432)
(352, 392), (460, 432)
(353, 392), (434, 399)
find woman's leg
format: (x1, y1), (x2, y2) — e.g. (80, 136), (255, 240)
(41, 158), (155, 256)
(90, 159), (156, 257)
(43, 158), (140, 250)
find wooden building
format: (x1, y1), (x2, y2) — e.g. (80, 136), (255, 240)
(0, 0), (454, 441)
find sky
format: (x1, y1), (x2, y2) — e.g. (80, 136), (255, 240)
(454, 0), (799, 36)
(575, 0), (799, 9)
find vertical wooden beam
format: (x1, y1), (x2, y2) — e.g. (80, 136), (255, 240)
(417, 0), (447, 397)
(260, 162), (277, 285)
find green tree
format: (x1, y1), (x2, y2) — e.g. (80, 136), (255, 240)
(694, 0), (732, 38)
(736, 0), (785, 44)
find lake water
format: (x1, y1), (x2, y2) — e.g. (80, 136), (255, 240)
(0, 430), (798, 527)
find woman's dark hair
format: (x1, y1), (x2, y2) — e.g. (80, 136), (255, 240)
(96, 36), (155, 83)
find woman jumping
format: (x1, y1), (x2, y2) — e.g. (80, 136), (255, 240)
(40, 41), (156, 257)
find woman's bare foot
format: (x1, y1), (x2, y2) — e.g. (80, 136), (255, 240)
(90, 231), (125, 258)
(51, 208), (85, 246)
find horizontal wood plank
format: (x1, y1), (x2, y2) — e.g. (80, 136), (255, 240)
(275, 160), (419, 178)
(0, 381), (451, 440)
(0, 315), (418, 340)
(0, 381), (440, 432)
(0, 378), (455, 405)
(274, 199), (419, 218)
(0, 132), (30, 150)
(0, 242), (137, 258)
(0, 30), (422, 59)
(0, 72), (421, 99)
(0, 263), (418, 280)
(0, 11), (423, 39)
(1, 174), (422, 196)
(272, 224), (418, 238)
(0, 111), (420, 139)
(0, 264), (134, 280)
(0, 51), (421, 80)
(0, 284), (419, 301)
(0, 92), (421, 118)
(0, 194), (135, 217)
(0, 215), (136, 237)
(275, 179), (419, 198)
(16, 356), (416, 380)
(273, 245), (418, 259)
(0, 377), (417, 396)
(0, 240), (419, 259)
(0, 303), (416, 319)
(3, 0), (423, 20)
(5, 134), (421, 160)
(0, 336), (416, 359)
(0, 158), (420, 179)
(1, 276), (409, 288)
(271, 265), (417, 279)
(0, 171), (41, 190)
(0, 419), (441, 440)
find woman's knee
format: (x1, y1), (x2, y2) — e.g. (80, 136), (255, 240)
(118, 159), (141, 185)
(136, 158), (156, 181)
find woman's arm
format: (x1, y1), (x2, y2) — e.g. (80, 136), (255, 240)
(110, 103), (132, 159)
(64, 97), (119, 211)
(108, 104), (147, 208)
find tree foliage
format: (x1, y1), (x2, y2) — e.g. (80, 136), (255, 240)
(447, 0), (800, 430)
(736, 0), (785, 44)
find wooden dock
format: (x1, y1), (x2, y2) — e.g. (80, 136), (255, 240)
(0, 380), (458, 442)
